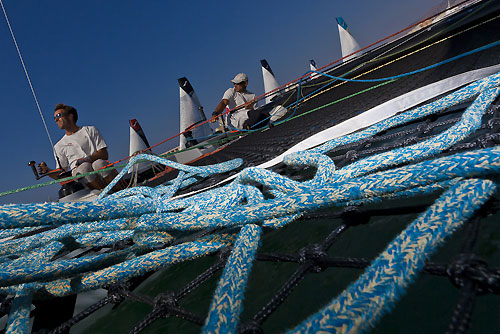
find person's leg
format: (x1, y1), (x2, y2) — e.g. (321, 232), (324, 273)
(72, 162), (106, 190)
(241, 109), (265, 129)
(230, 110), (249, 129)
(92, 160), (126, 191)
(103, 169), (124, 190)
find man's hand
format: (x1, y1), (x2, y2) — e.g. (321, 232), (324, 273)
(211, 100), (229, 123)
(37, 161), (49, 175)
(75, 157), (91, 166)
(210, 111), (220, 124)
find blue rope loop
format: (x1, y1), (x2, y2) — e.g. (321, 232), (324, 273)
(0, 70), (499, 332)
(288, 178), (497, 334)
(98, 154), (243, 201)
(226, 39), (500, 134)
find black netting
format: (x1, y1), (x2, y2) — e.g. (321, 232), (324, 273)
(3, 1), (500, 333)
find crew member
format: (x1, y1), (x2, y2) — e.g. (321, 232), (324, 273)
(211, 73), (261, 130)
(38, 103), (120, 190)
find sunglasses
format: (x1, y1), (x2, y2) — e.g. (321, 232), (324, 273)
(54, 112), (66, 121)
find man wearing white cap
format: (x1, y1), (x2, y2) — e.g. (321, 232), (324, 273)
(211, 73), (258, 130)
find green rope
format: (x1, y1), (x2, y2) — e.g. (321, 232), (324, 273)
(3, 10), (495, 199)
(0, 79), (403, 199)
(278, 79), (398, 124)
(159, 133), (242, 157)
(0, 135), (243, 199)
(300, 4), (495, 91)
(0, 165), (121, 198)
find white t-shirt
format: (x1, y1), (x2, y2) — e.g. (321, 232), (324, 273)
(54, 126), (107, 169)
(222, 88), (256, 111)
(222, 88), (256, 128)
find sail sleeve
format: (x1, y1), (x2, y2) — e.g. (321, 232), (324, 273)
(261, 59), (280, 105)
(336, 17), (361, 62)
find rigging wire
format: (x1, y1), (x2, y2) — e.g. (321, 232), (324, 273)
(0, 30), (498, 198)
(0, 0), (493, 198)
(0, 0), (57, 158)
(102, 0), (480, 164)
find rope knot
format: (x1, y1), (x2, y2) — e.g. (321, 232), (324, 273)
(106, 282), (131, 304)
(298, 244), (327, 273)
(447, 253), (500, 294)
(153, 291), (178, 313)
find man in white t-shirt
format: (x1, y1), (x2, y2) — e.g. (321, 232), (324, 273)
(38, 103), (120, 190)
(211, 73), (260, 130)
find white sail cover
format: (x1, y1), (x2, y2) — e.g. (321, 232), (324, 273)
(310, 59), (320, 79)
(129, 120), (150, 155)
(128, 119), (153, 174)
(336, 17), (361, 62)
(261, 59), (280, 105)
(261, 59), (287, 122)
(178, 77), (210, 149)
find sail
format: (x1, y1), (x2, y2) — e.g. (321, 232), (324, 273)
(261, 59), (280, 105)
(178, 77), (210, 149)
(336, 17), (361, 62)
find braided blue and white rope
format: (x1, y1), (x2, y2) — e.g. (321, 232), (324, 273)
(0, 70), (498, 333)
(289, 178), (497, 333)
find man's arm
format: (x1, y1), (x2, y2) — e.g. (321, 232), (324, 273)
(75, 147), (109, 166)
(90, 148), (108, 162)
(210, 99), (229, 123)
(38, 162), (65, 180)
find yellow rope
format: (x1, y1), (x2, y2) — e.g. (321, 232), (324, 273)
(299, 12), (500, 105)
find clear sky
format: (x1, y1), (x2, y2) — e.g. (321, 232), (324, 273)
(0, 0), (445, 204)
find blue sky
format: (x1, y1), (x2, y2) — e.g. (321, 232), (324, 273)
(0, 0), (444, 204)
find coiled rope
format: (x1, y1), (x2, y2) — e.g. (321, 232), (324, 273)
(0, 70), (498, 333)
(2, 17), (498, 198)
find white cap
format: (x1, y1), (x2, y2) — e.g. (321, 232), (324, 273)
(231, 73), (248, 84)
